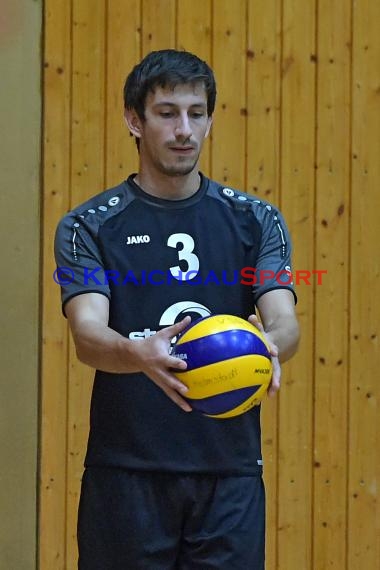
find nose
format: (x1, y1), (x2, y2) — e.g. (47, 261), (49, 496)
(174, 112), (193, 141)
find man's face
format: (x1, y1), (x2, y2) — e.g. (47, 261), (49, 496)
(131, 82), (212, 177)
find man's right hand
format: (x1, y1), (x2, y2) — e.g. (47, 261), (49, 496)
(130, 316), (192, 412)
(66, 293), (192, 411)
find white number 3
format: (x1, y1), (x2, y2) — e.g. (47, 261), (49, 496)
(167, 233), (200, 281)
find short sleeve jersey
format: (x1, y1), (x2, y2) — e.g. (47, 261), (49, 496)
(55, 173), (296, 476)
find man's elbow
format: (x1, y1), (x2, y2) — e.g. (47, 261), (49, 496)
(280, 321), (300, 363)
(73, 337), (94, 369)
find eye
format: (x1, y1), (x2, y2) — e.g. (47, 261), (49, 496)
(160, 111), (174, 118)
(190, 112), (205, 119)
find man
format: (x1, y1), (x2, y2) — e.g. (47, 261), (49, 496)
(55, 49), (299, 569)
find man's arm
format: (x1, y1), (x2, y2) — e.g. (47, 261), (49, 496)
(256, 289), (299, 363)
(250, 288), (300, 397)
(65, 293), (192, 411)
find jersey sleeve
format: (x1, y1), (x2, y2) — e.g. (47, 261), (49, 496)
(54, 212), (111, 314)
(250, 202), (297, 305)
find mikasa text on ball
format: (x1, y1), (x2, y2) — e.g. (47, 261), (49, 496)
(172, 314), (273, 419)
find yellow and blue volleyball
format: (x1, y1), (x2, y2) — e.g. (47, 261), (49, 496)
(172, 314), (272, 419)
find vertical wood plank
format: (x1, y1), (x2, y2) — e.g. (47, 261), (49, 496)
(141, 0), (176, 55)
(349, 0), (380, 568)
(313, 1), (351, 568)
(176, 0), (212, 175)
(40, 1), (71, 568)
(105, 0), (141, 188)
(211, 0), (247, 189)
(278, 1), (316, 568)
(246, 2), (282, 568)
(246, 0), (281, 202)
(67, 1), (106, 567)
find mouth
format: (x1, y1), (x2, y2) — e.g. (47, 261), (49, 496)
(169, 146), (196, 154)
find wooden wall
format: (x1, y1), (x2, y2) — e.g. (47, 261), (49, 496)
(40, 1), (380, 568)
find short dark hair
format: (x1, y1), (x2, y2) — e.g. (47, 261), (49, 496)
(123, 49), (216, 119)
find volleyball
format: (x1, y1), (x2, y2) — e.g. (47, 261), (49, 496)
(172, 314), (273, 419)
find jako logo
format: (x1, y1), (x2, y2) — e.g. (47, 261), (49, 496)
(126, 235), (150, 245)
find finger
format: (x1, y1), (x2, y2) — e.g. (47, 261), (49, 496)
(268, 357), (281, 397)
(162, 385), (192, 412)
(248, 314), (264, 332)
(248, 315), (277, 357)
(268, 343), (279, 358)
(160, 348), (188, 372)
(171, 375), (189, 394)
(168, 355), (188, 371)
(158, 369), (189, 394)
(168, 356), (187, 372)
(162, 316), (191, 339)
(268, 379), (280, 397)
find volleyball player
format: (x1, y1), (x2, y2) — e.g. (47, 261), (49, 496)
(55, 49), (299, 569)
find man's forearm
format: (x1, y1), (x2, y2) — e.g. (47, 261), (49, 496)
(70, 320), (140, 373)
(265, 315), (300, 363)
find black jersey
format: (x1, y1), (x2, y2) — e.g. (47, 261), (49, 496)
(55, 173), (296, 475)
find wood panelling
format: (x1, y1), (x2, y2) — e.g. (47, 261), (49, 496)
(278, 1), (316, 567)
(66, 2), (107, 567)
(349, 0), (380, 567)
(246, 3), (282, 568)
(313, 1), (351, 568)
(40, 1), (71, 568)
(211, 0), (247, 187)
(176, 0), (212, 174)
(105, 0), (140, 187)
(41, 1), (380, 568)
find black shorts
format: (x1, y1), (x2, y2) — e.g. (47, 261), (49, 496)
(78, 467), (265, 570)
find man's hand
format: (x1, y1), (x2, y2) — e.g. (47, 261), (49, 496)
(248, 314), (281, 397)
(132, 316), (193, 412)
(66, 293), (193, 411)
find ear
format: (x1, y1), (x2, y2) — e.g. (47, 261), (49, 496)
(124, 108), (143, 139)
(204, 115), (213, 139)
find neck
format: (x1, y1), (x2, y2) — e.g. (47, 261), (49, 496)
(134, 166), (201, 200)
